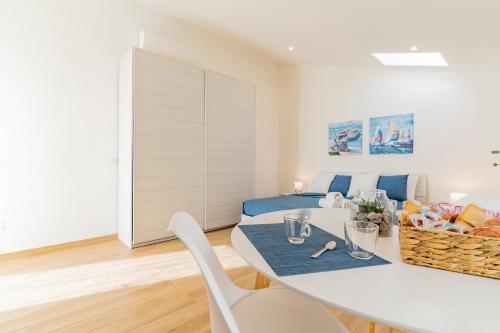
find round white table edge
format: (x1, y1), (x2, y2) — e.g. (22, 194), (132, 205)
(231, 212), (435, 333)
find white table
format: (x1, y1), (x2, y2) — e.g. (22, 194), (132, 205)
(231, 209), (500, 333)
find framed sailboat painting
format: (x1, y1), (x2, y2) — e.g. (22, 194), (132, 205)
(328, 120), (363, 155)
(369, 113), (414, 154)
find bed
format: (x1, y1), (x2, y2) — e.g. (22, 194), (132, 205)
(241, 172), (428, 220)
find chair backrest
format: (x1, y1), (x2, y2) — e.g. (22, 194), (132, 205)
(168, 211), (247, 333)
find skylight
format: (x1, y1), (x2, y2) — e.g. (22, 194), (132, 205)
(372, 52), (448, 67)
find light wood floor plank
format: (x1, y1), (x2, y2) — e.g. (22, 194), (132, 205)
(52, 287), (196, 333)
(0, 227), (410, 333)
(129, 299), (210, 333)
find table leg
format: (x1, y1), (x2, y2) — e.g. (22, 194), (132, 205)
(254, 272), (270, 289)
(369, 321), (375, 333)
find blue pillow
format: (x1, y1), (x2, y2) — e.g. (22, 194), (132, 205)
(328, 175), (352, 197)
(377, 175), (408, 202)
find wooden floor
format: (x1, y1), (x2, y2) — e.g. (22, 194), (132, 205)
(0, 228), (409, 333)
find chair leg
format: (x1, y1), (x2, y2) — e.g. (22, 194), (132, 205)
(254, 272), (270, 289)
(369, 321), (375, 333)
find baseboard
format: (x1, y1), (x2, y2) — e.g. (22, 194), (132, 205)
(0, 234), (118, 260)
(131, 235), (177, 249)
(204, 224), (238, 232)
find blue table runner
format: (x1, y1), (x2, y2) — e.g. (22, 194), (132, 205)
(238, 223), (391, 277)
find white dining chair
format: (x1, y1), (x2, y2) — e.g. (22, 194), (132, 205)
(168, 211), (349, 333)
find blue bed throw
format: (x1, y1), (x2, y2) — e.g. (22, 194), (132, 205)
(242, 193), (324, 217)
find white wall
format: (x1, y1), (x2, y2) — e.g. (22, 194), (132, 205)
(0, 0), (280, 253)
(279, 65), (500, 202)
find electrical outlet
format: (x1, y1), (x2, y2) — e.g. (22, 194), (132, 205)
(0, 219), (6, 231)
(108, 158), (119, 165)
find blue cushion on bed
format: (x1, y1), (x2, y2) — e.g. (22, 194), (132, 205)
(377, 175), (408, 202)
(328, 175), (352, 197)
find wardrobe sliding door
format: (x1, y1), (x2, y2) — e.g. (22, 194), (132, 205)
(205, 71), (256, 230)
(133, 49), (205, 245)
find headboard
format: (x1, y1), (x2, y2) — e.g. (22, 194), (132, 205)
(311, 171), (429, 204)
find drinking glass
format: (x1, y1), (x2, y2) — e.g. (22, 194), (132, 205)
(283, 213), (312, 244)
(344, 221), (379, 259)
(357, 188), (388, 205)
(388, 199), (399, 225)
(295, 208), (312, 220)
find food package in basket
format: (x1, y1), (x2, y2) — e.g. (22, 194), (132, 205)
(398, 201), (500, 238)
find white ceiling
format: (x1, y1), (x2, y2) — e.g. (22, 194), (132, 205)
(141, 0), (500, 69)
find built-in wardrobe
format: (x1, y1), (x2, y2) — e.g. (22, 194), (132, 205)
(118, 48), (255, 247)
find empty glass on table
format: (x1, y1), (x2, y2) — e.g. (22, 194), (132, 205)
(344, 220), (379, 259)
(283, 213), (312, 244)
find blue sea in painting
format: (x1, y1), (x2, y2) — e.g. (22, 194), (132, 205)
(369, 113), (414, 155)
(328, 120), (363, 155)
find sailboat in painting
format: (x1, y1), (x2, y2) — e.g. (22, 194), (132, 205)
(371, 126), (384, 144)
(330, 129), (349, 154)
(369, 113), (414, 154)
(342, 128), (362, 141)
(384, 120), (399, 143)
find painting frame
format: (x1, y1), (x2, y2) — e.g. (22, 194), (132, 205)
(328, 120), (363, 156)
(369, 113), (414, 155)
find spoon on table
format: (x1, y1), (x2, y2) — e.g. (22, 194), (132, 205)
(310, 241), (337, 259)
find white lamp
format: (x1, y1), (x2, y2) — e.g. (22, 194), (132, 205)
(294, 181), (303, 194)
(450, 192), (467, 204)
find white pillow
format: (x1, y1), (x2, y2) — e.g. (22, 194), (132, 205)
(309, 172), (335, 193)
(347, 173), (379, 197)
(406, 174), (419, 200)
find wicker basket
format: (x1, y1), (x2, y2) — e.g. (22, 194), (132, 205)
(399, 225), (500, 279)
